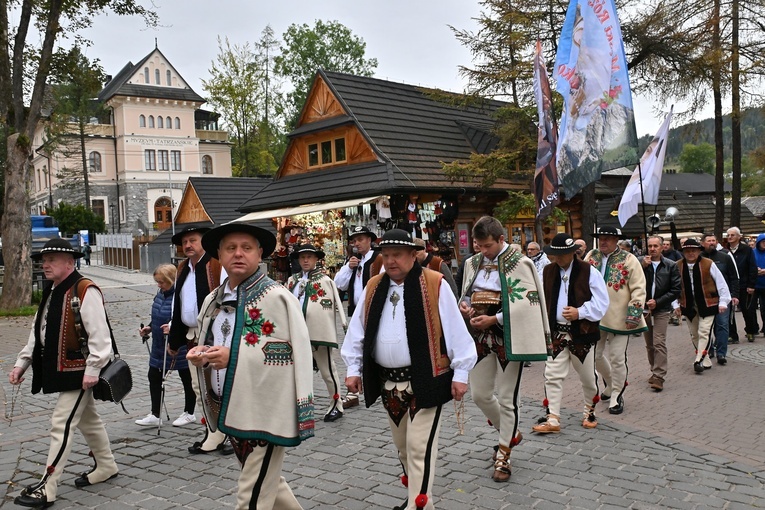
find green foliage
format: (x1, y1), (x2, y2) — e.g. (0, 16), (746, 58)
(274, 20), (378, 126)
(679, 143), (715, 174)
(49, 202), (106, 236)
(442, 105), (536, 188)
(203, 30), (285, 176)
(493, 191), (566, 225)
(0, 306), (38, 317)
(741, 146), (765, 195)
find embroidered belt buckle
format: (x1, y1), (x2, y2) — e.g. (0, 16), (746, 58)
(470, 291), (501, 317)
(381, 366), (412, 382)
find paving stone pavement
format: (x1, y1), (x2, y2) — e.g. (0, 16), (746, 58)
(0, 265), (763, 509)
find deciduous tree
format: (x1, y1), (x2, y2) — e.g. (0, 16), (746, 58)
(0, 0), (157, 310)
(274, 20), (378, 126)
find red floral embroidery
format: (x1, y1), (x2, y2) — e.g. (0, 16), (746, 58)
(262, 321), (274, 335)
(614, 284), (620, 290)
(313, 283), (320, 290)
(310, 294), (318, 301)
(249, 308), (260, 320)
(245, 332), (259, 345)
(620, 279), (626, 285)
(243, 306), (275, 347)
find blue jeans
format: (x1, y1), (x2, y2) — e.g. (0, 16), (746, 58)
(714, 307), (730, 358)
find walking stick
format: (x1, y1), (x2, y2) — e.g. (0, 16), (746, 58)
(158, 334), (175, 436)
(140, 323), (151, 355)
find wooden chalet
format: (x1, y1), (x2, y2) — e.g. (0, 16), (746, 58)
(236, 70), (574, 263)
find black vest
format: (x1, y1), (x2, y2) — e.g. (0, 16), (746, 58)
(347, 250), (381, 317)
(542, 259), (600, 344)
(169, 253), (217, 350)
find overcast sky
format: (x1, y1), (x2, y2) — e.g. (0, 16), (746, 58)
(80, 0), (676, 137)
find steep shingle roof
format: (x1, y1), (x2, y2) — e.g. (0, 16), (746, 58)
(321, 71), (507, 189)
(98, 48), (205, 104)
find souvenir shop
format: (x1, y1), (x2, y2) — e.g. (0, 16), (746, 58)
(268, 194), (461, 283)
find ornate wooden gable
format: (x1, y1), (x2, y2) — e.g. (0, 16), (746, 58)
(175, 183), (210, 224)
(279, 75), (378, 178)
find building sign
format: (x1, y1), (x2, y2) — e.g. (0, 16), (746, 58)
(124, 136), (197, 147)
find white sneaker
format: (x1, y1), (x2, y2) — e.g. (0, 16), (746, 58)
(172, 412), (197, 427)
(135, 414), (160, 426)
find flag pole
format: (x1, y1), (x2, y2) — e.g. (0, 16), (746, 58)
(637, 160), (649, 252)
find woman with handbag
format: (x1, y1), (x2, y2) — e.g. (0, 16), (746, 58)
(136, 264), (197, 427)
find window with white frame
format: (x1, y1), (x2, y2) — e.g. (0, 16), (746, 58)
(157, 116), (164, 129)
(170, 150), (181, 171)
(158, 150), (169, 171)
(166, 70), (171, 86)
(166, 116), (172, 129)
(155, 69), (160, 85)
(174, 117), (180, 129)
(143, 67), (149, 83)
(89, 151), (102, 172)
(202, 155), (213, 174)
(148, 115), (155, 128)
(145, 150), (156, 171)
(139, 114), (146, 127)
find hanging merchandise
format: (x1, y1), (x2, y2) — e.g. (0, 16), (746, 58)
(377, 197), (392, 219)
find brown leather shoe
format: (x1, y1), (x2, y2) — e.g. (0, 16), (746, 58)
(648, 375), (658, 385)
(492, 445), (512, 482)
(650, 379), (664, 391)
(532, 420), (561, 434)
(582, 417), (598, 429)
(342, 393), (359, 408)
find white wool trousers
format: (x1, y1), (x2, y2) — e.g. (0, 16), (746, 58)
(543, 343), (598, 418)
(594, 331), (630, 408)
(470, 353), (523, 447)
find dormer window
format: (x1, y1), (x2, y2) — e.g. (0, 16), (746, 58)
(155, 69), (160, 85)
(166, 70), (171, 86)
(144, 67), (149, 83)
(307, 137), (347, 168)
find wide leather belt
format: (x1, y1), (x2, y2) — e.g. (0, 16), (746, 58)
(471, 291), (501, 317)
(381, 366), (412, 382)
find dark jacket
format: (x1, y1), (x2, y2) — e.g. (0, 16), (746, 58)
(702, 248), (740, 300)
(726, 243), (757, 291)
(149, 286), (188, 371)
(640, 256), (682, 313)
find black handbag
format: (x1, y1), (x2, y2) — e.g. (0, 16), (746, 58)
(93, 352), (133, 404)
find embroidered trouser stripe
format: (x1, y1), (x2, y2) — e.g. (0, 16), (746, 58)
(543, 346), (597, 417)
(313, 346), (343, 415)
(387, 403), (442, 510)
(594, 332), (630, 407)
(686, 315), (715, 365)
(235, 442), (301, 510)
(469, 354), (523, 447)
(191, 363), (227, 450)
(43, 389), (117, 500)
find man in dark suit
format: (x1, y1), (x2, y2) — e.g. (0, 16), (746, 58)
(725, 227), (758, 343)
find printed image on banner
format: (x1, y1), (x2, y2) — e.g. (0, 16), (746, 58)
(553, 0), (638, 199)
(533, 40), (560, 220)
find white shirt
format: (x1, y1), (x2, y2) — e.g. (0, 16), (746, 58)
(210, 283), (237, 396)
(600, 251), (613, 276)
(686, 262), (732, 308)
(342, 279), (477, 384)
(291, 271), (312, 305)
(554, 263), (609, 323)
(469, 243), (509, 324)
(180, 259), (200, 328)
(334, 250), (376, 306)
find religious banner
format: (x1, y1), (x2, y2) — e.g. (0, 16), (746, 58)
(553, 0), (638, 199)
(533, 40), (560, 219)
(617, 107), (673, 226)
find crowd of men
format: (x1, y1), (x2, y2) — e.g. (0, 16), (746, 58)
(8, 219), (760, 510)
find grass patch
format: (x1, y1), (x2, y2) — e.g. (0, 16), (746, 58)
(0, 306), (37, 317)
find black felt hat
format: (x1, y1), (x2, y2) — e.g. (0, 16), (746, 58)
(31, 238), (83, 261)
(591, 226), (625, 239)
(681, 238), (703, 250)
(171, 223), (212, 246)
(290, 244), (325, 260)
(348, 225), (377, 242)
(543, 233), (578, 255)
(378, 229), (424, 250)
(201, 221), (277, 259)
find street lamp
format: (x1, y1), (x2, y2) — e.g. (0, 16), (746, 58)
(109, 204), (115, 234)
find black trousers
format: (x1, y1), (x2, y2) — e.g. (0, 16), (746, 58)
(147, 366), (195, 417)
(731, 291), (760, 339)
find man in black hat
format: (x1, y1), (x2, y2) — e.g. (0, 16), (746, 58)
(188, 221), (314, 509)
(342, 229), (476, 510)
(585, 226), (647, 415)
(286, 244), (347, 422)
(334, 225), (381, 408)
(334, 226), (381, 317)
(9, 239), (119, 508)
(167, 223), (230, 454)
(533, 233), (608, 435)
(675, 238), (731, 373)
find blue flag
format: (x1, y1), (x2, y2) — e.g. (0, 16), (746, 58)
(554, 0), (638, 199)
